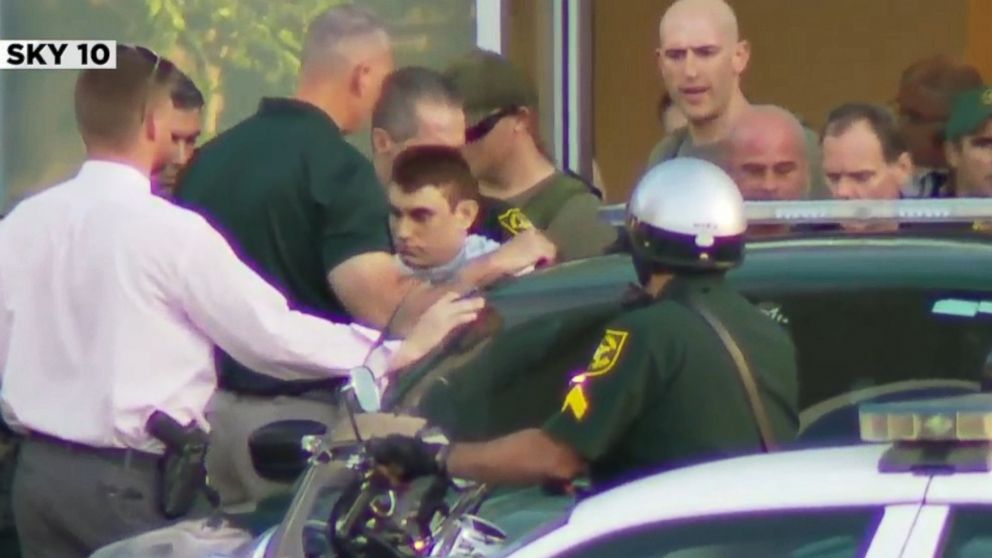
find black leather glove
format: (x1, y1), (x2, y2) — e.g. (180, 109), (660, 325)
(367, 434), (446, 482)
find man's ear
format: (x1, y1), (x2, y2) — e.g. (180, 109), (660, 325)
(944, 139), (961, 170)
(371, 128), (394, 156)
(894, 151), (914, 185)
(453, 198), (480, 229)
(732, 40), (751, 75)
(513, 107), (534, 134)
(350, 61), (371, 97)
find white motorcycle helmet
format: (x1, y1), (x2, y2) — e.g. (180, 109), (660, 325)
(627, 158), (746, 274)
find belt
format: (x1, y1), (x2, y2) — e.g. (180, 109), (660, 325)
(26, 430), (161, 466)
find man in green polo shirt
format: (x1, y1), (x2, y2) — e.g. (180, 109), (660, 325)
(444, 49), (617, 262)
(370, 159), (799, 493)
(177, 6), (552, 508)
(945, 86), (992, 199)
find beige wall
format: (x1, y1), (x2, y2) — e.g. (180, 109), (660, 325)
(591, 0), (981, 202)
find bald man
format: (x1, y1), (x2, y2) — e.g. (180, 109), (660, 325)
(726, 105), (809, 201)
(647, 0), (829, 198)
(646, 0), (750, 167)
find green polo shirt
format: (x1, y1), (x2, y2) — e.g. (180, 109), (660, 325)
(507, 172), (617, 261)
(544, 273), (799, 490)
(177, 98), (390, 394)
(473, 196), (533, 243)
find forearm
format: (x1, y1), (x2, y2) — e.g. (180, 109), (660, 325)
(445, 428), (586, 486)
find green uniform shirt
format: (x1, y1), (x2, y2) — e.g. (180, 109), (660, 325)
(473, 196), (534, 243)
(508, 172), (617, 262)
(543, 274), (799, 490)
(177, 98), (390, 395)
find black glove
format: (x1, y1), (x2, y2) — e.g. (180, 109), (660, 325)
(367, 435), (445, 482)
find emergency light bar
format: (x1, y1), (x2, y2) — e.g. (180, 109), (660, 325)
(859, 393), (992, 443)
(599, 199), (992, 227)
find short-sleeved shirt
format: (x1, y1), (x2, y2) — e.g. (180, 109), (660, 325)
(543, 274), (799, 490)
(507, 172), (617, 261)
(177, 98), (391, 395)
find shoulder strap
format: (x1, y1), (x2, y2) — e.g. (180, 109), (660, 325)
(683, 294), (778, 452)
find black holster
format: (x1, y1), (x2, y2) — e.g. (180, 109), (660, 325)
(145, 411), (210, 518)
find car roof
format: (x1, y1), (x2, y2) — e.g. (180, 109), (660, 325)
(737, 236), (992, 292)
(565, 445), (928, 536)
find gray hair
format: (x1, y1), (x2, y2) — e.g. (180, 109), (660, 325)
(301, 5), (388, 72)
(372, 67), (461, 142)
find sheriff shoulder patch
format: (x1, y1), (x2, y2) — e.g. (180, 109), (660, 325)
(498, 208), (534, 235)
(585, 329), (629, 377)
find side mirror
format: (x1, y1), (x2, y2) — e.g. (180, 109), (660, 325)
(248, 419), (327, 482)
(348, 365), (382, 413)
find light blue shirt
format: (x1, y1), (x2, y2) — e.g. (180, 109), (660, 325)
(397, 234), (501, 284)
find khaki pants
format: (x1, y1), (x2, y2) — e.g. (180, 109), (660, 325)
(205, 390), (341, 510)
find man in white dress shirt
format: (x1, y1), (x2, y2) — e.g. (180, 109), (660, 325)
(0, 46), (482, 558)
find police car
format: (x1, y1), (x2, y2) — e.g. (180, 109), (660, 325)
(495, 394), (992, 558)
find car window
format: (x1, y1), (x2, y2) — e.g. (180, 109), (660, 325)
(754, 288), (992, 409)
(554, 508), (883, 558)
(939, 506), (992, 558)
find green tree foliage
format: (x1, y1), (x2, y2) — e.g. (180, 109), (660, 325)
(143, 0), (349, 136)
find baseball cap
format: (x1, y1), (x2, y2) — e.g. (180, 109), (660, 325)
(894, 56), (983, 120)
(444, 48), (538, 127)
(945, 86), (992, 140)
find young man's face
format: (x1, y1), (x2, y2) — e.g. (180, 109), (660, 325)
(822, 120), (911, 200)
(153, 107), (202, 196)
(388, 183), (478, 269)
(947, 119), (992, 197)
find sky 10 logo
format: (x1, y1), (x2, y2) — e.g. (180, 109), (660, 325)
(0, 40), (117, 69)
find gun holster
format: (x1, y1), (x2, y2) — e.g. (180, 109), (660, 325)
(145, 411), (213, 518)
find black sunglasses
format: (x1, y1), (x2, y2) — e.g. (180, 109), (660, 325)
(465, 106), (519, 143)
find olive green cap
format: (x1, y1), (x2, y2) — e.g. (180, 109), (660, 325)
(443, 48), (538, 126)
(946, 86), (992, 140)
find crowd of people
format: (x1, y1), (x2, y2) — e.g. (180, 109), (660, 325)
(0, 0), (990, 556)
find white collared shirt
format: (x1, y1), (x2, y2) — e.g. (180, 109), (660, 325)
(0, 161), (386, 452)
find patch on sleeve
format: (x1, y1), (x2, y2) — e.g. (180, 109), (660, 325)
(561, 381), (589, 420)
(585, 329), (630, 377)
(497, 208), (534, 235)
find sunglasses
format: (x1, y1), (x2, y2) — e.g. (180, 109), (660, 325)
(465, 106), (519, 143)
